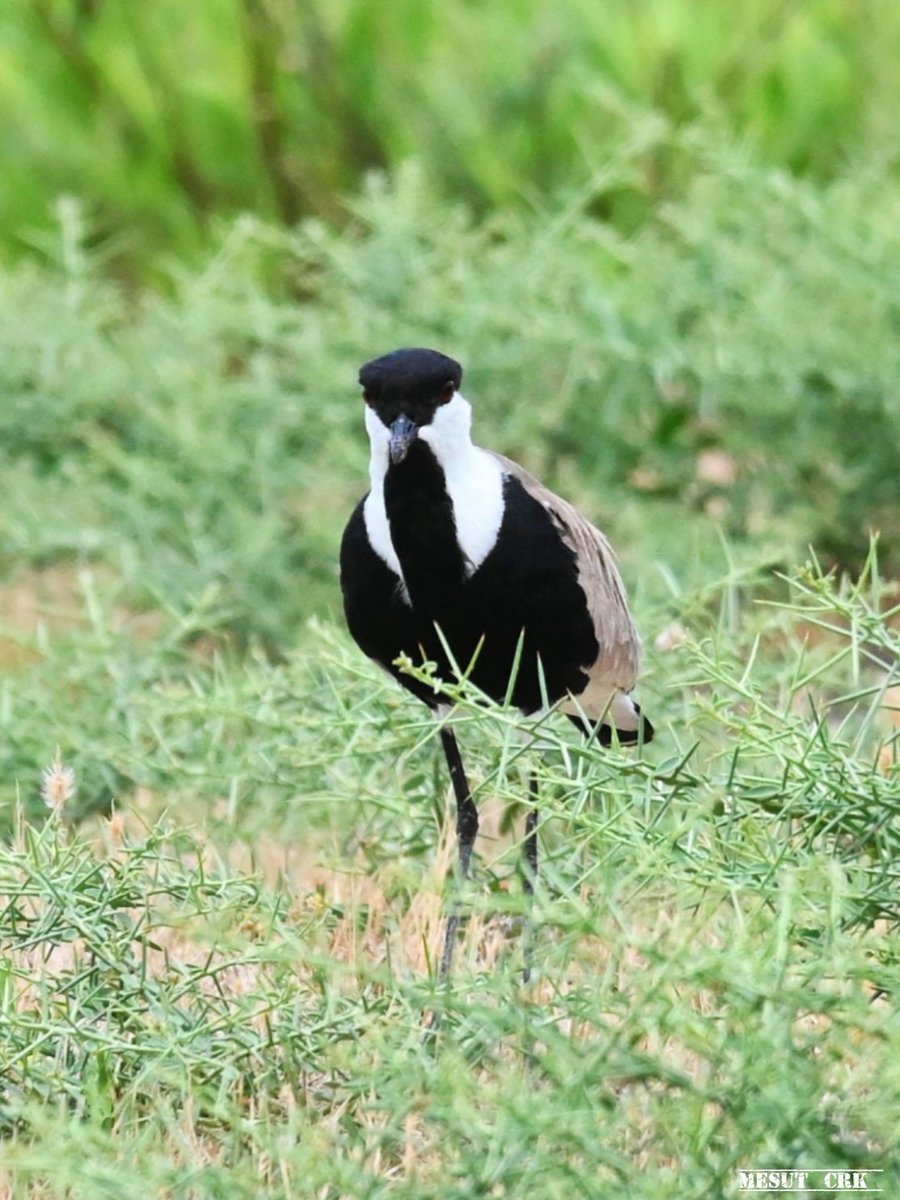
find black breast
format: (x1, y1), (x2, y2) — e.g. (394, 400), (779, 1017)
(340, 461), (598, 714)
(382, 441), (467, 616)
(462, 477), (598, 711)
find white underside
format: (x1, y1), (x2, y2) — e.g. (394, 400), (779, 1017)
(562, 687), (641, 729)
(363, 395), (505, 602)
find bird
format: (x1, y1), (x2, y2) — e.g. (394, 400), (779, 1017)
(340, 347), (653, 979)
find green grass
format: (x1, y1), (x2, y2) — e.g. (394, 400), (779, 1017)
(2, 0), (900, 272)
(1, 557), (898, 1197)
(2, 153), (900, 672)
(2, 104), (900, 1196)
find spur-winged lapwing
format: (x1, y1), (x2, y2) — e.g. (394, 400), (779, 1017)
(340, 348), (653, 978)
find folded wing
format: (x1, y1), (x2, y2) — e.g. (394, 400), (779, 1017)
(490, 452), (647, 734)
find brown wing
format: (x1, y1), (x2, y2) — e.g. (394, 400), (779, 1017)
(489, 451), (641, 719)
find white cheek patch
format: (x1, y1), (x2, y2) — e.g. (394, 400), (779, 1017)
(419, 396), (505, 573)
(362, 393), (505, 590)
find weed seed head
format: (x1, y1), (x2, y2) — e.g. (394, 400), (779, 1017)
(42, 752), (76, 812)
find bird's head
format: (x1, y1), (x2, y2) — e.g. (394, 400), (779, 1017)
(359, 348), (464, 465)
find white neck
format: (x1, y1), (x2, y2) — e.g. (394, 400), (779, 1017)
(417, 391), (476, 465)
(362, 393), (505, 587)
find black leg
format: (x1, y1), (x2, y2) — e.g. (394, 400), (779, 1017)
(523, 774), (539, 896)
(437, 727), (479, 979)
(522, 773), (539, 982)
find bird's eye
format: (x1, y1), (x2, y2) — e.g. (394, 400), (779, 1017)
(438, 381), (456, 405)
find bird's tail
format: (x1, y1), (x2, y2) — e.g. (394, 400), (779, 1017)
(568, 694), (655, 746)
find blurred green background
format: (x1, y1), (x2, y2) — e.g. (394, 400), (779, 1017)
(4, 0), (900, 270)
(2, 0), (900, 629)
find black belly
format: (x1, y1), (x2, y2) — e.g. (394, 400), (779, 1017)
(340, 469), (598, 714)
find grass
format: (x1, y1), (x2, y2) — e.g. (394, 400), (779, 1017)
(4, 153), (900, 668)
(2, 0), (900, 272)
(0, 556), (898, 1197)
(1, 115), (900, 1195)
